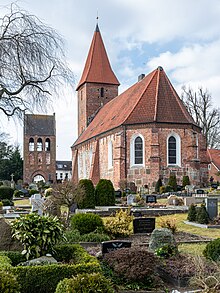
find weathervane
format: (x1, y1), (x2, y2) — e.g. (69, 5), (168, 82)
(96, 9), (99, 23)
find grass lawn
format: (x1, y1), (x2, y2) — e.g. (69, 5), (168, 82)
(13, 198), (30, 206)
(178, 243), (207, 256)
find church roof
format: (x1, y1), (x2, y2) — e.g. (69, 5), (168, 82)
(73, 66), (197, 146)
(207, 149), (220, 170)
(24, 114), (56, 136)
(76, 24), (120, 90)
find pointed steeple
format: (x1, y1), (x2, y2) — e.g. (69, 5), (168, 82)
(76, 25), (120, 90)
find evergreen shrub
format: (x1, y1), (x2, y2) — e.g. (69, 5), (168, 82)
(182, 175), (190, 187)
(203, 238), (220, 261)
(196, 204), (210, 224)
(1, 199), (14, 206)
(0, 269), (21, 293)
(95, 179), (115, 206)
(0, 251), (26, 266)
(55, 272), (114, 293)
(78, 179), (95, 209)
(0, 186), (14, 200)
(64, 229), (110, 243)
(168, 175), (177, 191)
(70, 213), (104, 235)
(187, 204), (197, 222)
(12, 262), (100, 293)
(155, 178), (163, 193)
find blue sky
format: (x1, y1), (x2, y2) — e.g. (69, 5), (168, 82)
(0, 0), (220, 159)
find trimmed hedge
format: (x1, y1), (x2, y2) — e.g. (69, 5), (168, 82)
(0, 186), (14, 200)
(0, 251), (26, 266)
(53, 244), (98, 264)
(12, 262), (101, 293)
(55, 272), (114, 293)
(0, 255), (20, 293)
(95, 179), (115, 206)
(71, 213), (104, 235)
(78, 179), (95, 209)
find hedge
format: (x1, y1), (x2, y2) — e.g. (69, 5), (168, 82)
(0, 186), (14, 200)
(12, 262), (101, 293)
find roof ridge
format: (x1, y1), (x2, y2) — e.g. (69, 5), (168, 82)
(123, 69), (157, 124)
(154, 68), (160, 121)
(163, 72), (195, 125)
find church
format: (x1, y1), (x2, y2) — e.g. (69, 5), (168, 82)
(71, 24), (209, 190)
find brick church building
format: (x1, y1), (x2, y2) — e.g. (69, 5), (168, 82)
(71, 24), (209, 190)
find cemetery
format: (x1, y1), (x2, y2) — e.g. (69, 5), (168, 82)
(1, 178), (220, 292)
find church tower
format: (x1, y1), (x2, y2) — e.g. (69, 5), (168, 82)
(76, 24), (120, 136)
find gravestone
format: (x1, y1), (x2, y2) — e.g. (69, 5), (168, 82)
(127, 194), (135, 205)
(133, 217), (155, 234)
(102, 240), (131, 254)
(205, 197), (218, 220)
(30, 194), (45, 215)
(115, 190), (122, 197)
(184, 197), (196, 207)
(132, 210), (142, 217)
(211, 183), (218, 189)
(185, 185), (195, 194)
(196, 189), (205, 194)
(149, 228), (177, 252)
(69, 203), (78, 213)
(146, 195), (157, 204)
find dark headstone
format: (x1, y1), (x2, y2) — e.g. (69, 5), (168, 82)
(211, 183), (218, 189)
(196, 189), (205, 194)
(115, 190), (122, 197)
(146, 195), (157, 203)
(101, 240), (131, 254)
(133, 217), (155, 234)
(205, 197), (218, 220)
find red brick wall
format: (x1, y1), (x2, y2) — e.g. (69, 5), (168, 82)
(77, 83), (118, 136)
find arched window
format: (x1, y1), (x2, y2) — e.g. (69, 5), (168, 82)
(168, 136), (176, 164)
(45, 138), (50, 151)
(167, 133), (181, 166)
(108, 141), (113, 169)
(37, 138), (43, 151)
(134, 137), (143, 164)
(29, 138), (34, 151)
(100, 87), (104, 97)
(130, 134), (144, 166)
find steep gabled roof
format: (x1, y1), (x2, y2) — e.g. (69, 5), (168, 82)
(73, 67), (197, 146)
(207, 149), (220, 170)
(76, 24), (119, 90)
(24, 114), (56, 136)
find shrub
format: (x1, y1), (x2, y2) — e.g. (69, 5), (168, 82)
(55, 272), (114, 293)
(159, 186), (166, 194)
(203, 238), (220, 261)
(95, 179), (115, 206)
(0, 270), (21, 293)
(13, 190), (25, 198)
(103, 247), (160, 287)
(187, 204), (197, 222)
(164, 185), (173, 193)
(64, 229), (110, 243)
(28, 189), (38, 196)
(78, 179), (95, 209)
(71, 213), (104, 235)
(167, 175), (177, 191)
(0, 251), (26, 266)
(196, 204), (209, 224)
(0, 186), (14, 200)
(11, 213), (65, 260)
(155, 179), (163, 193)
(104, 208), (133, 238)
(155, 244), (178, 258)
(53, 244), (97, 264)
(12, 262), (100, 293)
(1, 199), (14, 206)
(158, 217), (177, 234)
(182, 175), (190, 187)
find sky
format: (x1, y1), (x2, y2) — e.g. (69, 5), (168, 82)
(0, 0), (220, 160)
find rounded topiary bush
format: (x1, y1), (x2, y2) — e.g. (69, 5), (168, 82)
(71, 213), (104, 235)
(0, 270), (21, 293)
(78, 179), (95, 209)
(95, 179), (115, 206)
(203, 238), (220, 261)
(55, 273), (114, 293)
(196, 204), (209, 224)
(0, 186), (14, 200)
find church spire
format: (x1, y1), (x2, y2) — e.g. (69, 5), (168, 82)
(76, 24), (119, 90)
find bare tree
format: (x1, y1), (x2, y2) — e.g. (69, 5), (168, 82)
(0, 4), (74, 118)
(181, 86), (220, 148)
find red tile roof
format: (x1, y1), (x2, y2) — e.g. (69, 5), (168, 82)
(76, 25), (119, 90)
(207, 149), (220, 170)
(73, 67), (197, 146)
